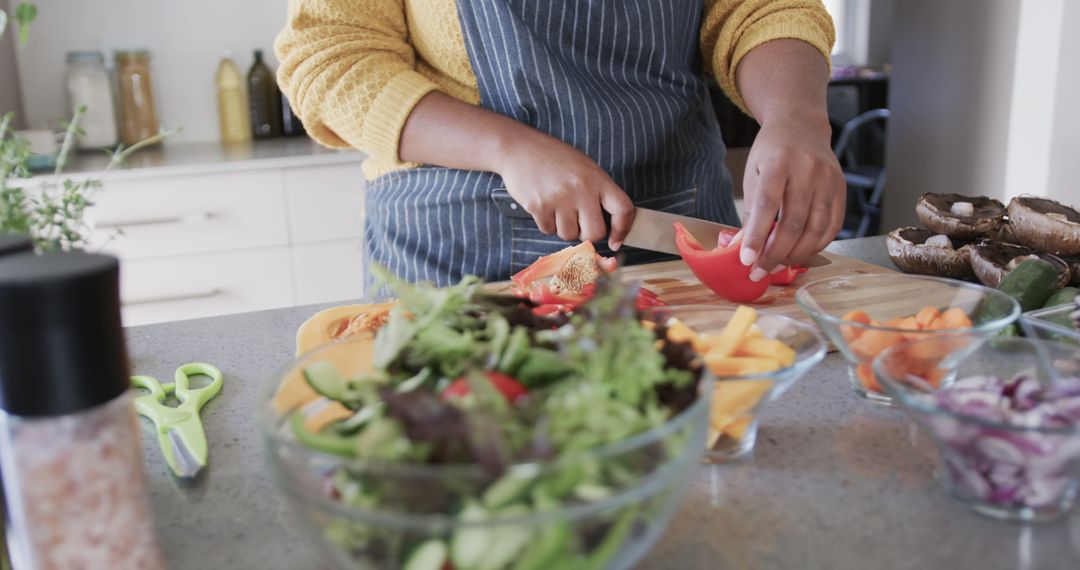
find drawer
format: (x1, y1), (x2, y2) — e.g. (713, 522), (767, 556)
(291, 239), (365, 305)
(87, 171), (289, 259)
(120, 247), (295, 326)
(284, 163), (366, 244)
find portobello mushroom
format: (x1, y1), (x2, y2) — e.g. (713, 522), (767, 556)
(1006, 195), (1080, 256)
(915, 193), (1005, 239)
(1064, 256), (1080, 286)
(969, 240), (1070, 289)
(886, 227), (974, 278)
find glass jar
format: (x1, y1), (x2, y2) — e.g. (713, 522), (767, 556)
(0, 252), (165, 569)
(114, 49), (159, 146)
(64, 51), (118, 149)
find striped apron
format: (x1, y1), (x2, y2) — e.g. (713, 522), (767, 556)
(364, 0), (739, 291)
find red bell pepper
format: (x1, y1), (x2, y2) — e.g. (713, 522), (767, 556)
(768, 265), (808, 286)
(673, 222), (768, 303)
(512, 241), (665, 316)
(442, 371), (527, 403)
(511, 241), (598, 288)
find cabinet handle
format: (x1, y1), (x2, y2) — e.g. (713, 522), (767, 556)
(96, 211), (214, 230)
(125, 288), (223, 306)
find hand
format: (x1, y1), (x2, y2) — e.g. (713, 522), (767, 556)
(739, 112), (845, 281)
(496, 131), (634, 249)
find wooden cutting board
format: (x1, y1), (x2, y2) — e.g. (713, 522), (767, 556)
(620, 251), (897, 324)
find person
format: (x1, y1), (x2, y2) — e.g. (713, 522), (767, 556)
(275, 0), (845, 289)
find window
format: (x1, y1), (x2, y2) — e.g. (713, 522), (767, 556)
(823, 0), (848, 57)
(824, 0), (871, 67)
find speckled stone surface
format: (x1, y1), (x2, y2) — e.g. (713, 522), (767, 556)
(128, 236), (1080, 569)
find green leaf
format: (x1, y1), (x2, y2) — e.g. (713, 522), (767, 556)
(13, 2), (36, 46)
(1, 10), (8, 40)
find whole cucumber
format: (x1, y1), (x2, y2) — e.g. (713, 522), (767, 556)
(996, 259), (1060, 312)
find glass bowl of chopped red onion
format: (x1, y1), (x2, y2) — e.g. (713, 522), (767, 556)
(874, 336), (1080, 521)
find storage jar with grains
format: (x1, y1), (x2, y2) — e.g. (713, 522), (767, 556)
(115, 49), (159, 146)
(64, 51), (118, 149)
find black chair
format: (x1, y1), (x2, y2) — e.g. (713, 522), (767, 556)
(833, 108), (889, 239)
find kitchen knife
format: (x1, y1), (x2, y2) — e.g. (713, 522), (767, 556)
(490, 188), (831, 268)
(624, 208), (831, 267)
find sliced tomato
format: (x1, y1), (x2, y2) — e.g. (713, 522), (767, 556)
(442, 372), (527, 403)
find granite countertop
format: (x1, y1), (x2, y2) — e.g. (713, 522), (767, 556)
(27, 137), (365, 183)
(126, 235), (1080, 570)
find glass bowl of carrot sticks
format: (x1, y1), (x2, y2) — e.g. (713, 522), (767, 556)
(647, 305), (826, 460)
(796, 274), (1020, 405)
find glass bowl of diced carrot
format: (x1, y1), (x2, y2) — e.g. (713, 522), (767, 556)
(648, 305), (827, 461)
(796, 274), (1021, 405)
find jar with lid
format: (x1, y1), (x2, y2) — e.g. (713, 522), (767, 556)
(64, 51), (118, 149)
(0, 252), (165, 569)
(114, 49), (160, 146)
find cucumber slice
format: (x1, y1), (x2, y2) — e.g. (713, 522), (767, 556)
(497, 327), (530, 375)
(573, 482), (613, 503)
(483, 469), (535, 510)
(403, 539), (448, 570)
(303, 360), (350, 403)
(451, 502), (490, 568)
(512, 491), (570, 570)
(582, 506), (638, 570)
(477, 505), (532, 570)
(290, 412), (355, 457)
(334, 404), (382, 436)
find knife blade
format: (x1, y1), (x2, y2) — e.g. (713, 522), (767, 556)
(489, 189), (830, 268)
(625, 208), (832, 267)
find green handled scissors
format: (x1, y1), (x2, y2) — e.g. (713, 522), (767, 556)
(132, 363), (223, 479)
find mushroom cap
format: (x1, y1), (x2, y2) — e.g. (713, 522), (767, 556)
(1006, 195), (1080, 256)
(886, 227), (974, 279)
(1064, 256), (1080, 286)
(969, 239), (1070, 289)
(915, 193), (1005, 239)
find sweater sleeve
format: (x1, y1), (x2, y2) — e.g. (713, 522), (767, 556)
(274, 0), (439, 164)
(700, 0), (836, 115)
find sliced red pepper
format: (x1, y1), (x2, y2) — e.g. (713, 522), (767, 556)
(768, 265), (808, 286)
(673, 222), (768, 303)
(511, 241), (598, 288)
(442, 372), (527, 403)
(597, 256), (618, 273)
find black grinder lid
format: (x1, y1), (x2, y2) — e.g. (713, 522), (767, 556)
(0, 234), (32, 258)
(0, 252), (130, 417)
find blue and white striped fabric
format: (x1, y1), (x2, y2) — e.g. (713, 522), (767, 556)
(364, 0), (738, 291)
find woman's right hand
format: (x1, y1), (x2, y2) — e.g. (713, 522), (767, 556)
(496, 130), (635, 249)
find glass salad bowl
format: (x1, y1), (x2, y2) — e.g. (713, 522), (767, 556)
(874, 336), (1080, 521)
(261, 336), (711, 570)
(796, 274), (1020, 405)
(648, 305), (826, 461)
(1021, 304), (1080, 346)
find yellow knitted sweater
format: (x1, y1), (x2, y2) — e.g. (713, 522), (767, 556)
(275, 0), (835, 180)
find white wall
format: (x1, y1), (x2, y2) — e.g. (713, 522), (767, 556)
(0, 0), (25, 127)
(13, 0), (286, 141)
(882, 0), (1021, 230)
(1046, 0), (1080, 205)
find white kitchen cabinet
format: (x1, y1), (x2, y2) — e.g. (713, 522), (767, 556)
(120, 247), (295, 326)
(51, 142), (370, 326)
(291, 239), (366, 305)
(87, 170), (290, 259)
(284, 163), (366, 243)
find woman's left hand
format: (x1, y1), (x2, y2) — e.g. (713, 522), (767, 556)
(738, 112), (846, 282)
